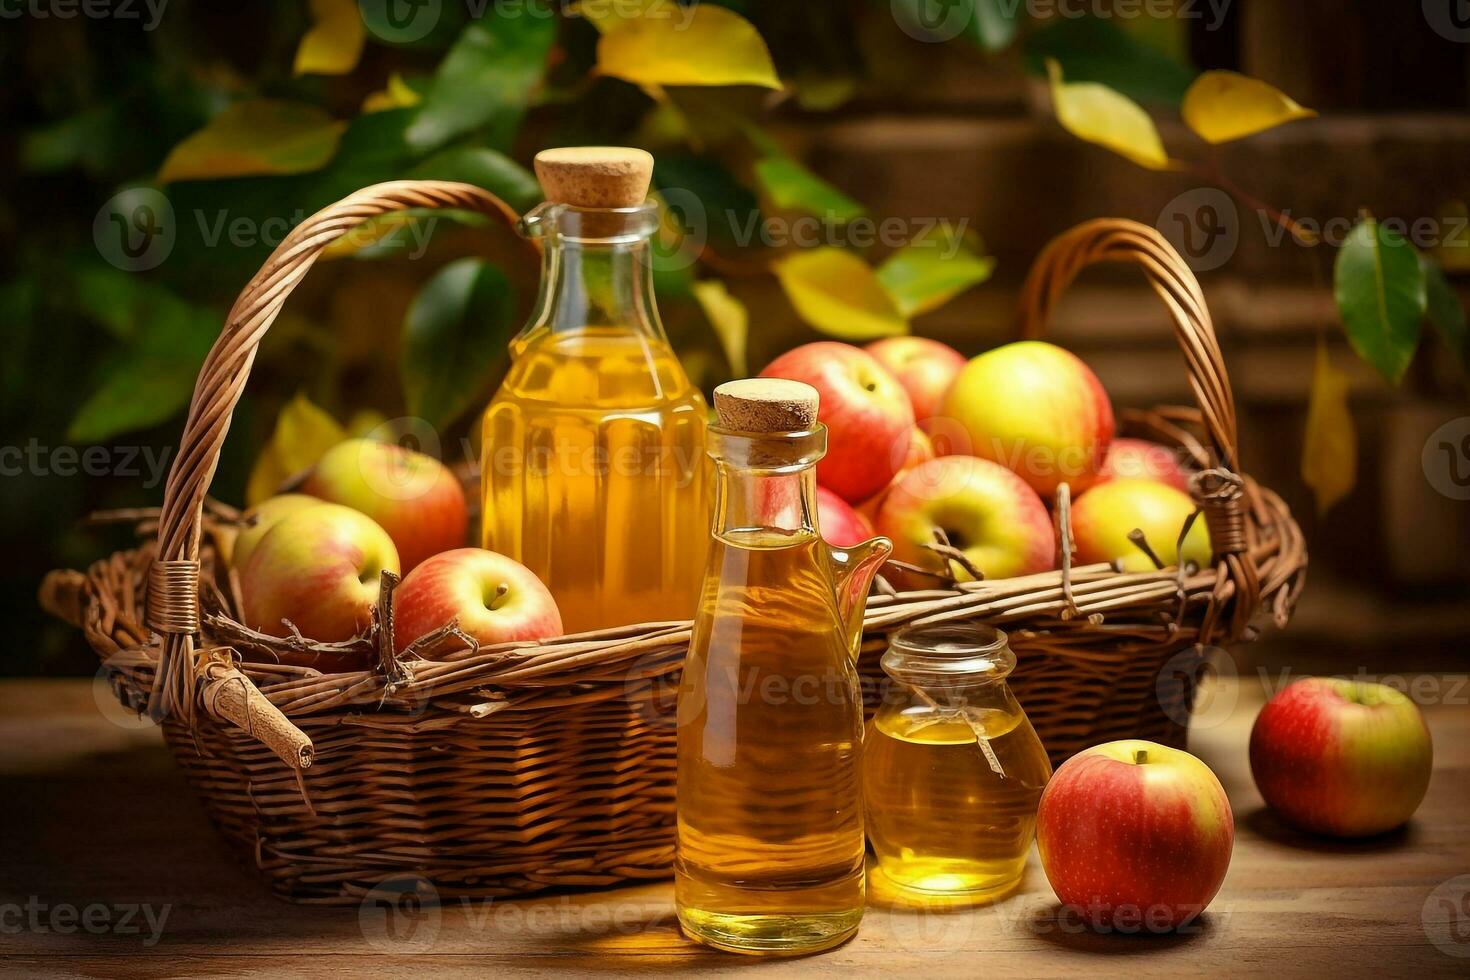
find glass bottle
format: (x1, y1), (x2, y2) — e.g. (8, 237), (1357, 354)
(480, 148), (707, 633)
(675, 379), (892, 956)
(865, 624), (1052, 898)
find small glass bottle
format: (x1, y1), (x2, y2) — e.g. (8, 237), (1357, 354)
(865, 624), (1051, 899)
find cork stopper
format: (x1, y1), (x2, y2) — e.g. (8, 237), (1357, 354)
(714, 379), (819, 432)
(534, 146), (654, 208)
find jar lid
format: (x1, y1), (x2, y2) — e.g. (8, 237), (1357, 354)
(881, 623), (1016, 682)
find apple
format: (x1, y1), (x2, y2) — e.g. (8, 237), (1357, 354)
(857, 426), (935, 524)
(876, 456), (1055, 585)
(240, 503), (400, 643)
(816, 485), (877, 548)
(760, 342), (915, 503)
(302, 438), (467, 572)
(1037, 740), (1233, 931)
(393, 548), (563, 653)
(864, 336), (967, 422)
(1249, 677), (1432, 838)
(1097, 437), (1191, 493)
(1070, 477), (1211, 573)
(941, 341), (1115, 497)
(231, 494), (322, 571)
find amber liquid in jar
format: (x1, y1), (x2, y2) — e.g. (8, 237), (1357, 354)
(479, 200), (707, 633)
(865, 625), (1051, 897)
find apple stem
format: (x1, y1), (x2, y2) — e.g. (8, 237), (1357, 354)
(489, 583), (510, 611)
(1133, 748), (1149, 765)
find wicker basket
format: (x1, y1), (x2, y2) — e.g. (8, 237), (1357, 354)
(40, 181), (1306, 904)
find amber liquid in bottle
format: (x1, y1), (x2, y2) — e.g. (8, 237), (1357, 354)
(480, 201), (707, 633)
(676, 402), (890, 956)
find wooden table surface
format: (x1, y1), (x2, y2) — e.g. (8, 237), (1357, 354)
(3, 674), (1467, 978)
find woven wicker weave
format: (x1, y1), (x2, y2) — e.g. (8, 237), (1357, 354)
(40, 182), (1306, 904)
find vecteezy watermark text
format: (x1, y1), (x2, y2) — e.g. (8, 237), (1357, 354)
(0, 0), (167, 29)
(893, 0), (1232, 43)
(0, 440), (173, 489)
(0, 897), (171, 947)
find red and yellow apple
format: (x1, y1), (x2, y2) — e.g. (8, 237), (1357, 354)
(941, 341), (1115, 497)
(1037, 740), (1234, 931)
(1249, 677), (1432, 838)
(1097, 437), (1191, 493)
(760, 342), (915, 504)
(1070, 478), (1211, 573)
(816, 485), (877, 548)
(231, 494), (322, 571)
(864, 336), (967, 422)
(240, 503), (400, 643)
(857, 426), (935, 524)
(302, 438), (467, 572)
(876, 456), (1055, 585)
(393, 548), (563, 653)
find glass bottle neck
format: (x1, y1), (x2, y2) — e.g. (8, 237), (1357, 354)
(519, 203), (667, 345)
(706, 426), (827, 541)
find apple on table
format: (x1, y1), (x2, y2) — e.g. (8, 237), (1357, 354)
(1250, 677), (1432, 838)
(760, 342), (915, 504)
(1037, 739), (1234, 931)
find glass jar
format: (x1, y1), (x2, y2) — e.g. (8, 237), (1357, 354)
(864, 623), (1052, 898)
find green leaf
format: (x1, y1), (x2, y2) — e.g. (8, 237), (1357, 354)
(753, 155), (865, 223)
(405, 12), (556, 152)
(1025, 16), (1196, 107)
(65, 267), (218, 443)
(1301, 341), (1357, 516)
(1333, 218), (1425, 385)
(1420, 252), (1467, 363)
(967, 0), (1020, 52)
(652, 154), (761, 251)
(158, 100), (346, 183)
(407, 146), (542, 212)
(773, 248), (908, 341)
(401, 259), (515, 430)
(877, 222), (995, 317)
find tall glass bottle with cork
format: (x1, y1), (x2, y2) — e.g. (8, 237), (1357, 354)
(675, 379), (892, 955)
(481, 147), (707, 633)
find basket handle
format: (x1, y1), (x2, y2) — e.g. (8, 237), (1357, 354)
(145, 180), (530, 766)
(1016, 218), (1260, 636)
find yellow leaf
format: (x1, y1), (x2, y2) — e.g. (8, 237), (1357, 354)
(362, 72), (422, 113)
(773, 248), (908, 341)
(1182, 70), (1316, 145)
(158, 100), (345, 184)
(294, 0), (366, 76)
(347, 409), (389, 438)
(693, 279), (748, 377)
(595, 4), (781, 90)
(245, 393), (347, 506)
(1301, 342), (1357, 516)
(1045, 59), (1173, 171)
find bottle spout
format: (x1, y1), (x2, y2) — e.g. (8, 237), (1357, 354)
(829, 536), (893, 658)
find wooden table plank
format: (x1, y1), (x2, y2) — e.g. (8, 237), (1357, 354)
(2, 675), (1467, 977)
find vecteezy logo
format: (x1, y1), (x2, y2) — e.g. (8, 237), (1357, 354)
(1422, 416), (1470, 501)
(1423, 875), (1470, 958)
(892, 0), (971, 43)
(94, 187), (175, 272)
(360, 0), (442, 44)
(647, 186), (707, 274)
(358, 875), (442, 953)
(624, 648), (682, 731)
(1158, 187), (1239, 272)
(1424, 0), (1470, 42)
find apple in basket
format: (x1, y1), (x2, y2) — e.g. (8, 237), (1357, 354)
(863, 336), (967, 423)
(392, 548), (563, 653)
(240, 503), (400, 643)
(302, 438), (467, 573)
(230, 493), (322, 570)
(1250, 677), (1432, 838)
(1037, 740), (1234, 931)
(1096, 437), (1192, 494)
(1070, 477), (1212, 573)
(759, 342), (915, 504)
(815, 485), (877, 548)
(941, 340), (1115, 497)
(876, 455), (1055, 586)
